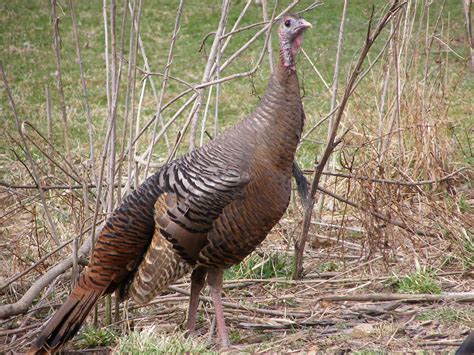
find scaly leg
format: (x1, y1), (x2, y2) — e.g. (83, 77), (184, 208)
(206, 268), (230, 348)
(186, 266), (207, 335)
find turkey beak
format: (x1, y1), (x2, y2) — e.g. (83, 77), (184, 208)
(297, 19), (312, 31)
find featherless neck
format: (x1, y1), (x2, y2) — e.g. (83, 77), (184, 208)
(279, 43), (297, 72)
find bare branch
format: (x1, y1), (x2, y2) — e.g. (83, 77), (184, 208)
(143, 0), (184, 178)
(51, 0), (71, 173)
(321, 292), (474, 303)
(1, 64), (60, 245)
(294, 1), (406, 280)
(308, 167), (470, 186)
(0, 238), (92, 319)
(316, 185), (439, 237)
(69, 0), (95, 177)
(189, 0), (231, 151)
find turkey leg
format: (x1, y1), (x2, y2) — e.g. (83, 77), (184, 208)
(206, 268), (230, 348)
(186, 266), (207, 335)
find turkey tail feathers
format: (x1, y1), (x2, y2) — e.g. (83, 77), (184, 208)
(292, 162), (309, 206)
(28, 287), (103, 354)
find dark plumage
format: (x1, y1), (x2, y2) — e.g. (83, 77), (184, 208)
(456, 332), (474, 355)
(29, 14), (311, 353)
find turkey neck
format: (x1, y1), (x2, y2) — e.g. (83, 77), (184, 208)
(248, 62), (303, 174)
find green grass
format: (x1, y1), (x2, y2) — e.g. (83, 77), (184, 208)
(1, 1), (470, 167)
(229, 328), (241, 343)
(389, 269), (442, 294)
(75, 326), (117, 349)
(458, 193), (471, 214)
(115, 328), (213, 354)
(463, 237), (474, 270)
(417, 307), (474, 326)
(318, 261), (340, 273)
(224, 252), (293, 280)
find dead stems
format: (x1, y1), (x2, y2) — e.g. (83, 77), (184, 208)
(294, 1), (406, 279)
(189, 0), (231, 151)
(313, 167), (469, 186)
(143, 0), (184, 178)
(321, 292), (474, 303)
(316, 185), (438, 237)
(69, 0), (95, 178)
(51, 0), (71, 177)
(1, 64), (60, 246)
(0, 238), (92, 319)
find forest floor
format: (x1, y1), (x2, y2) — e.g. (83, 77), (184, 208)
(2, 212), (472, 353)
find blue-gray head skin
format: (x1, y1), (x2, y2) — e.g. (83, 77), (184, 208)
(278, 14), (312, 71)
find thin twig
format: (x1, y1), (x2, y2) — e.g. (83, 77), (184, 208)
(167, 286), (312, 319)
(321, 292), (474, 303)
(115, 0), (129, 206)
(317, 185), (439, 237)
(189, 0), (231, 151)
(262, 0), (274, 73)
(69, 0), (95, 179)
(306, 167), (469, 186)
(294, 1), (406, 279)
(312, 0), (349, 250)
(21, 122), (83, 185)
(1, 64), (60, 245)
(0, 181), (129, 190)
(143, 0), (184, 178)
(51, 0), (71, 176)
(0, 238), (93, 319)
(0, 221), (102, 292)
(129, 0), (172, 153)
(123, 0), (139, 194)
(45, 86), (53, 176)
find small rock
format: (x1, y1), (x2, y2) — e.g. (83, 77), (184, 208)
(351, 323), (375, 337)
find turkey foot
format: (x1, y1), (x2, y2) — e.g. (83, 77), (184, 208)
(185, 267), (207, 336)
(206, 268), (230, 348)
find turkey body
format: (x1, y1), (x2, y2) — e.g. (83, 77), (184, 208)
(130, 65), (303, 301)
(174, 67), (302, 270)
(30, 45), (305, 353)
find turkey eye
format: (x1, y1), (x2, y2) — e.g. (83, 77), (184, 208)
(284, 19), (291, 27)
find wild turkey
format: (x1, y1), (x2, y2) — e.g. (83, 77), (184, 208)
(29, 14), (311, 353)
